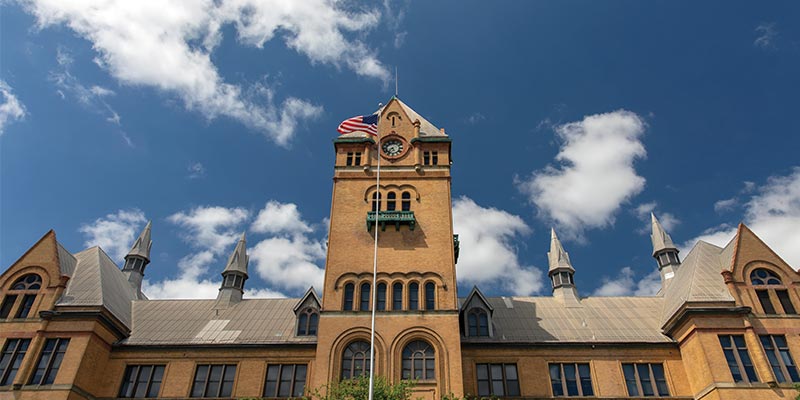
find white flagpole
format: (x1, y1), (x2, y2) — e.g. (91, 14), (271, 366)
(368, 115), (380, 400)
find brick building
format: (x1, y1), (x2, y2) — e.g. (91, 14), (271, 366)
(1, 97), (799, 399)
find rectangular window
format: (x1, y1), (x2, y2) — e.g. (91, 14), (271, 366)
(346, 152), (353, 166)
(476, 363), (520, 397)
(776, 290), (797, 314)
(118, 365), (165, 398)
(0, 339), (31, 386)
(719, 335), (758, 383)
(760, 335), (800, 383)
(191, 364), (237, 397)
(15, 294), (36, 318)
(0, 295), (17, 319)
(432, 151), (439, 165)
(29, 338), (69, 385)
(549, 363), (593, 397)
(756, 290), (776, 314)
(622, 363), (669, 397)
(264, 364), (307, 398)
(354, 152), (362, 166)
(423, 151), (430, 165)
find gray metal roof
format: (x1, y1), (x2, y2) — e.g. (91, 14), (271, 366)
(126, 221), (152, 261)
(651, 213), (678, 256)
(462, 296), (672, 344)
(56, 247), (142, 326)
(548, 228), (574, 273)
(222, 233), (249, 276)
(56, 241), (77, 277)
(660, 240), (736, 325)
(123, 298), (315, 346)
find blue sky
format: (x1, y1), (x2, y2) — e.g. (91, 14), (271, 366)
(2, 1), (799, 299)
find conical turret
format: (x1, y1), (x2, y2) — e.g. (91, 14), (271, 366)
(547, 228), (580, 306)
(216, 232), (249, 307)
(122, 221), (152, 292)
(650, 213), (680, 288)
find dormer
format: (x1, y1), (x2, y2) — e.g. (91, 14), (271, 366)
(294, 287), (321, 336)
(460, 286), (494, 338)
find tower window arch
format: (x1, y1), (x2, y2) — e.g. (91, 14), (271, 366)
(467, 308), (490, 337)
(401, 192), (411, 212)
(386, 192), (397, 211)
(424, 282), (435, 310)
(297, 308), (319, 336)
(402, 340), (435, 380)
(360, 282), (371, 311)
(343, 283), (355, 311)
(371, 192), (382, 212)
(341, 341), (371, 379)
(2, 274), (42, 319)
(750, 268), (796, 315)
(376, 282), (387, 311)
(408, 282), (419, 310)
(393, 282), (403, 310)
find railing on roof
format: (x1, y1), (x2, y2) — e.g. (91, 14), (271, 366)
(366, 211), (416, 232)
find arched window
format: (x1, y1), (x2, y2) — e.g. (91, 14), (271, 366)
(409, 283), (419, 310)
(402, 340), (435, 380)
(386, 192), (397, 211)
(401, 192), (411, 212)
(341, 341), (371, 379)
(424, 282), (435, 310)
(343, 283), (355, 311)
(297, 308), (319, 336)
(360, 282), (371, 311)
(750, 268), (796, 315)
(377, 283), (387, 311)
(393, 283), (403, 310)
(468, 308), (490, 337)
(1, 274), (42, 319)
(372, 192), (382, 212)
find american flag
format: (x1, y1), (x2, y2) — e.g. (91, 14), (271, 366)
(337, 114), (379, 136)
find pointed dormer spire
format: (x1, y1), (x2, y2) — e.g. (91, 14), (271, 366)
(216, 232), (249, 308)
(547, 228), (580, 307)
(122, 221), (153, 293)
(650, 213), (680, 288)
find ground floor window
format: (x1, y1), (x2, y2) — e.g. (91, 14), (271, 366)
(264, 364), (307, 398)
(119, 365), (165, 398)
(191, 364), (236, 398)
(342, 341), (371, 379)
(29, 338), (69, 385)
(476, 363), (519, 397)
(549, 363), (592, 396)
(622, 363), (669, 397)
(402, 340), (434, 380)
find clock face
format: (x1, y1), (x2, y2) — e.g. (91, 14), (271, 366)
(382, 139), (404, 156)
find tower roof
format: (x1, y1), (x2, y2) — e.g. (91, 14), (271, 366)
(548, 228), (574, 273)
(126, 221), (152, 261)
(337, 97), (447, 139)
(222, 232), (249, 276)
(650, 213), (677, 256)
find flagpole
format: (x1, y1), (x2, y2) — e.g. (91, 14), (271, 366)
(368, 115), (380, 400)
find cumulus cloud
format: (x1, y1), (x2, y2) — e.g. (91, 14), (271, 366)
(22, 0), (392, 144)
(593, 267), (661, 296)
(452, 196), (543, 295)
(0, 80), (27, 135)
(633, 201), (680, 234)
(79, 209), (147, 262)
(683, 167), (800, 269)
(169, 206), (250, 254)
(249, 201), (326, 292)
(754, 22), (778, 49)
(187, 162), (206, 179)
(517, 110), (647, 240)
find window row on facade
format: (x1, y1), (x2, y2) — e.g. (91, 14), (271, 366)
(371, 191), (412, 212)
(342, 281), (436, 311)
(0, 337), (69, 387)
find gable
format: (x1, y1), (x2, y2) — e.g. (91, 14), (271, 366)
(730, 224), (798, 283)
(0, 230), (64, 290)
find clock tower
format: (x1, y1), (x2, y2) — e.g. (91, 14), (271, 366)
(311, 97), (463, 398)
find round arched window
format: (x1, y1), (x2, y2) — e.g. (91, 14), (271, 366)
(341, 341), (371, 379)
(750, 269), (782, 286)
(402, 340), (435, 380)
(11, 274), (42, 291)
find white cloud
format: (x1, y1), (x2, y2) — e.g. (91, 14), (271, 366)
(633, 201), (680, 234)
(465, 112), (486, 125)
(187, 162), (206, 179)
(23, 0), (391, 144)
(251, 200), (313, 235)
(683, 167), (800, 269)
(517, 110), (647, 240)
(168, 206), (250, 254)
(713, 197), (738, 213)
(0, 80), (27, 135)
(452, 196), (543, 295)
(754, 22), (778, 49)
(79, 209), (146, 262)
(593, 267), (661, 296)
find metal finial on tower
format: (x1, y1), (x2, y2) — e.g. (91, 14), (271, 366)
(395, 66), (398, 97)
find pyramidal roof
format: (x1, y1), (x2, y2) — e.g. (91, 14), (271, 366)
(548, 228), (574, 273)
(222, 232), (249, 276)
(650, 213), (677, 256)
(127, 221), (152, 260)
(338, 97), (446, 139)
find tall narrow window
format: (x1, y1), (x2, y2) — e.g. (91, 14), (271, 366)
(7, 274), (41, 320)
(467, 308), (489, 337)
(386, 192), (397, 211)
(264, 364), (307, 398)
(719, 335), (758, 383)
(371, 192), (382, 212)
(756, 290), (776, 314)
(401, 192), (411, 212)
(0, 339), (30, 386)
(297, 308), (319, 336)
(750, 268), (797, 314)
(0, 295), (17, 319)
(190, 364), (236, 398)
(402, 341), (435, 380)
(549, 363), (593, 397)
(424, 282), (435, 310)
(408, 282), (419, 310)
(777, 290), (797, 314)
(29, 338), (70, 385)
(423, 151), (430, 165)
(376, 283), (387, 311)
(342, 341), (371, 379)
(476, 363), (519, 397)
(393, 283), (403, 310)
(760, 335), (800, 383)
(622, 363), (669, 397)
(354, 152), (362, 166)
(343, 283), (355, 311)
(431, 151), (439, 165)
(346, 152), (353, 166)
(360, 282), (371, 311)
(118, 365), (165, 398)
